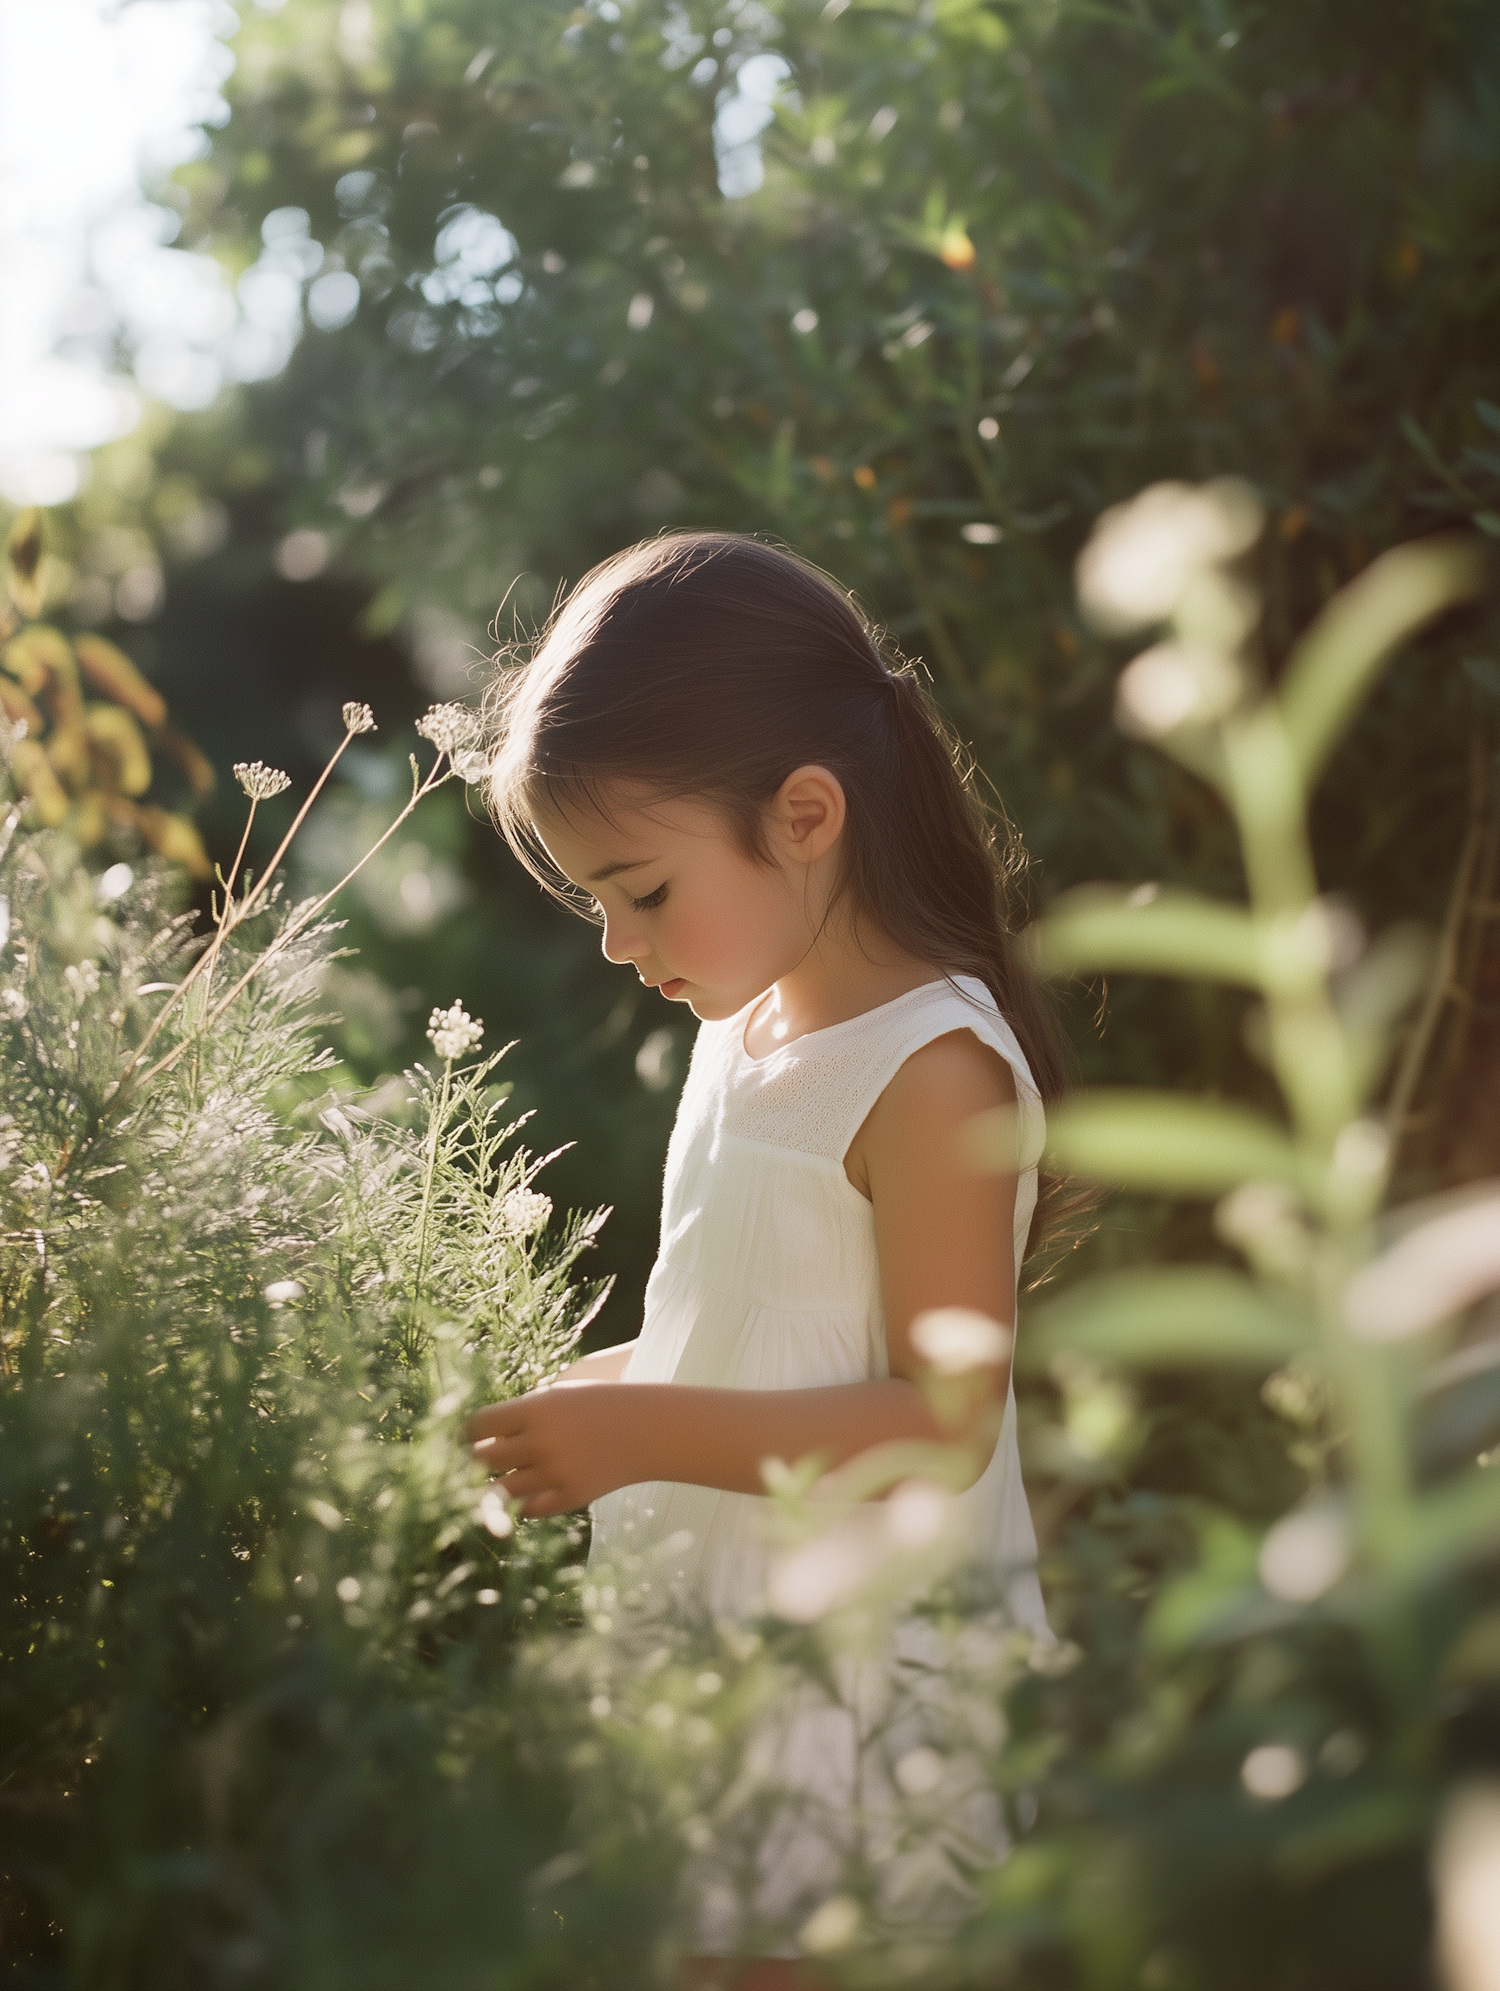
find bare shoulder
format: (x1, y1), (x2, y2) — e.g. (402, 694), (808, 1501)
(881, 1028), (1018, 1117)
(845, 1029), (1017, 1195)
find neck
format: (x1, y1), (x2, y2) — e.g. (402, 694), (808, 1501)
(749, 909), (940, 1054)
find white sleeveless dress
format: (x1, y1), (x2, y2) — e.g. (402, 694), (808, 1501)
(589, 974), (1051, 1953)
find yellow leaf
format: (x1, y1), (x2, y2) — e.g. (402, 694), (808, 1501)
(85, 704), (154, 797)
(11, 739), (70, 826)
(74, 632), (169, 730)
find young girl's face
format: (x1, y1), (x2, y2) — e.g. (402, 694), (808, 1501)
(532, 788), (825, 1021)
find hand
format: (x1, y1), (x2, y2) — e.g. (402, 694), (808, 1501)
(463, 1381), (643, 1518)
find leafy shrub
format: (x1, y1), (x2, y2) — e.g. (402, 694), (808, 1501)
(0, 741), (640, 1985)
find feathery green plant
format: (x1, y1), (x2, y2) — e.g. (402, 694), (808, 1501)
(0, 713), (638, 1987)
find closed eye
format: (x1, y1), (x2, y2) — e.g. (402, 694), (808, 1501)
(630, 882), (668, 913)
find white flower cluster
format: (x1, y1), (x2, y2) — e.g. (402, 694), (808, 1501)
(427, 999), (483, 1062)
(234, 760), (292, 801)
(342, 701), (377, 735)
(1075, 478), (1263, 635)
(64, 959), (101, 1001)
(417, 702), (481, 759)
(501, 1187), (552, 1238)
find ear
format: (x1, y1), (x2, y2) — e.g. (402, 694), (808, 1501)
(768, 764), (846, 868)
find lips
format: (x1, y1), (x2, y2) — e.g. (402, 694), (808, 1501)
(657, 978), (687, 998)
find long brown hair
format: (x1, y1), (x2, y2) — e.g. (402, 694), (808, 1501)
(484, 532), (1066, 1105)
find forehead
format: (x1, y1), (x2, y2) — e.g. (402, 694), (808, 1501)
(529, 786), (731, 874)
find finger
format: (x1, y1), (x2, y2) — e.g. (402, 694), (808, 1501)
(497, 1467), (558, 1501)
(462, 1401), (529, 1445)
(518, 1487), (578, 1520)
(470, 1434), (537, 1474)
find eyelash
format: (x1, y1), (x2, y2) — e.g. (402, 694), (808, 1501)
(630, 882), (668, 913)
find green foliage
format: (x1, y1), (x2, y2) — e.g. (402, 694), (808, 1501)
(180, 0), (1499, 937)
(0, 789), (648, 1984)
(948, 497), (1500, 1991)
(5, 498), (1498, 1989)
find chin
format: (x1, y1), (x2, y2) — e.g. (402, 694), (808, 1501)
(684, 989), (744, 1022)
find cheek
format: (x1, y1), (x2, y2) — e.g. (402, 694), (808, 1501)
(675, 864), (792, 968)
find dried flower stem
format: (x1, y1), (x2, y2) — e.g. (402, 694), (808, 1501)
(129, 748), (459, 1098)
(120, 719), (365, 1085)
(201, 798), (259, 1015)
(410, 1058), (454, 1328)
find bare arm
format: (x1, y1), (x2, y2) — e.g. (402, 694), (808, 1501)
(552, 1340), (638, 1384)
(466, 1033), (1018, 1516)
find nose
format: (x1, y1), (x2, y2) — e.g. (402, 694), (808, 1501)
(599, 906), (646, 967)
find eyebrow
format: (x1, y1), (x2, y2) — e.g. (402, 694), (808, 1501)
(586, 856), (656, 883)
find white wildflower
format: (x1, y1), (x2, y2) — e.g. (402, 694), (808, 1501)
(800, 1897), (861, 1956)
(1, 988), (27, 1020)
(1077, 478), (1263, 634)
(64, 960), (101, 1000)
(417, 702), (481, 758)
(1436, 1786), (1500, 1991)
(501, 1186), (552, 1237)
(1114, 641), (1246, 737)
(476, 1489), (514, 1538)
(342, 701), (377, 735)
(427, 1000), (484, 1061)
(264, 1278), (306, 1306)
(909, 1307), (1012, 1375)
(1241, 1743), (1306, 1801)
(1258, 1501), (1351, 1603)
(234, 760), (292, 801)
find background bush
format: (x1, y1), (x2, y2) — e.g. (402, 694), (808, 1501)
(16, 0), (1499, 1333)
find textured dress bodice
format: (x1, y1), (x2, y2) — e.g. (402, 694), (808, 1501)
(590, 974), (1049, 1634)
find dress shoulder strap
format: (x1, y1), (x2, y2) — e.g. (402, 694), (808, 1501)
(727, 976), (1046, 1169)
(839, 976), (1046, 1168)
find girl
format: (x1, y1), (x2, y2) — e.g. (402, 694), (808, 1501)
(466, 533), (1064, 1984)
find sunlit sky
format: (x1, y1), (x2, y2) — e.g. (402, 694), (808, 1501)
(0, 0), (238, 504)
(0, 3), (783, 509)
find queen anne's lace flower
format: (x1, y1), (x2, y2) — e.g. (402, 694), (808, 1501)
(234, 760), (292, 801)
(427, 1000), (483, 1062)
(64, 959), (101, 1000)
(342, 701), (377, 735)
(501, 1187), (552, 1237)
(417, 703), (481, 759)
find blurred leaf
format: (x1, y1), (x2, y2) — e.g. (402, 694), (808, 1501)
(1278, 537), (1488, 788)
(1478, 400), (1500, 437)
(3, 624), (72, 698)
(1045, 1091), (1305, 1196)
(1145, 1506), (1260, 1651)
(5, 508), (43, 618)
(1022, 1268), (1312, 1371)
(1461, 657), (1500, 700)
(157, 723), (217, 798)
(1416, 1339), (1500, 1482)
(85, 705), (154, 797)
(1272, 1791), (1427, 1881)
(132, 805), (212, 880)
(1030, 885), (1259, 987)
(1476, 512), (1500, 538)
(1397, 1467), (1500, 1583)
(74, 633), (169, 731)
(11, 739), (69, 825)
